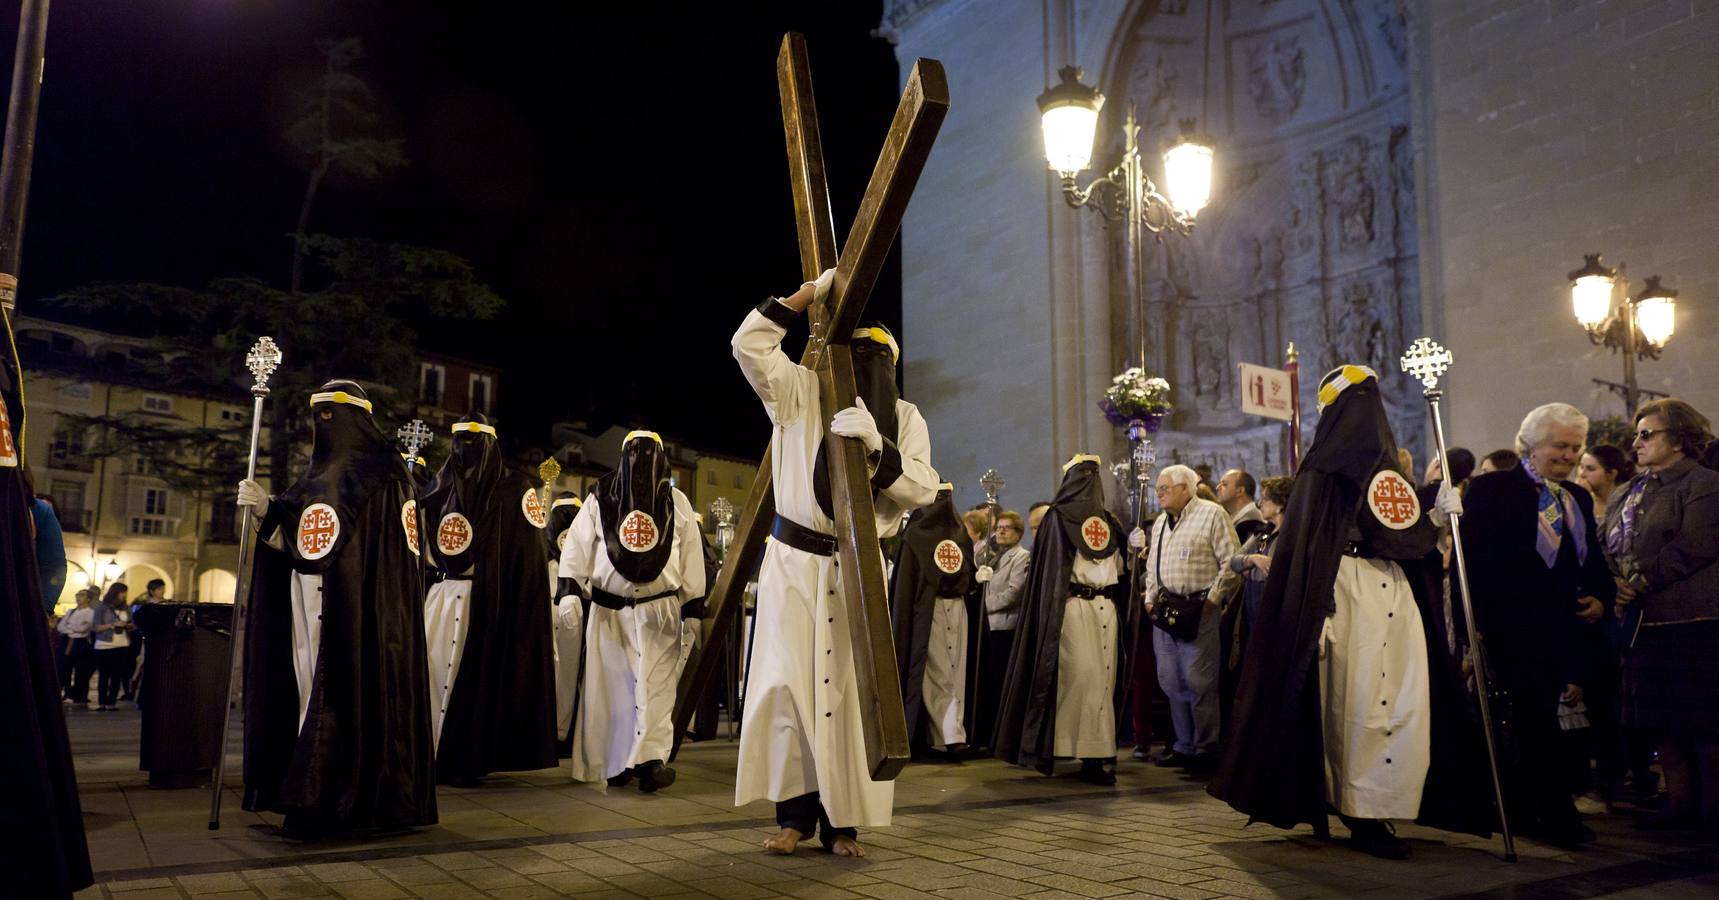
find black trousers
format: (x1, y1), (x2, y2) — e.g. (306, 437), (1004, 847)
(975, 628), (1014, 749)
(96, 649), (129, 706)
(58, 638), (88, 699)
(776, 792), (857, 845)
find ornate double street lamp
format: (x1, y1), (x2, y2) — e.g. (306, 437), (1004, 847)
(1036, 65), (1214, 531)
(1567, 253), (1680, 415)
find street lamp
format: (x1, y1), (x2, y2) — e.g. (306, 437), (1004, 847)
(1566, 253), (1681, 414)
(1036, 65), (1213, 528)
(102, 558), (123, 584)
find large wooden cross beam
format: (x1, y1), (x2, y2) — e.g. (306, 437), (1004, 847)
(673, 33), (948, 781)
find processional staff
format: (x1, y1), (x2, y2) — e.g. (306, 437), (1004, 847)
(208, 336), (281, 830)
(397, 419), (432, 471)
(1398, 337), (1517, 862)
(537, 457), (561, 509)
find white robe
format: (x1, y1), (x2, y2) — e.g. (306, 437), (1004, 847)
(731, 308), (940, 828)
(1053, 552), (1122, 759)
(553, 593), (584, 742)
(559, 487), (706, 782)
(423, 578), (473, 752)
(1319, 555), (1432, 819)
(922, 597), (968, 749)
(289, 572), (324, 732)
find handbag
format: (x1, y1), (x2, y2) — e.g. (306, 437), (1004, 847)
(1149, 518), (1205, 642)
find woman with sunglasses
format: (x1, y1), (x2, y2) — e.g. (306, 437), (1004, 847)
(1600, 398), (1719, 829)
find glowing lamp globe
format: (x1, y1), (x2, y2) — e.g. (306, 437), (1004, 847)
(1567, 254), (1617, 328)
(1037, 66), (1104, 177)
(1163, 124), (1215, 218)
(1634, 276), (1678, 346)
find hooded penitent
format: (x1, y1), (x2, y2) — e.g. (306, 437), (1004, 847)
(594, 432), (675, 584)
(242, 380), (436, 830)
(813, 325), (900, 520)
(1208, 366), (1494, 836)
(421, 412), (558, 781)
(890, 485), (977, 749)
(546, 491), (581, 559)
(0, 314), (93, 894)
(991, 456), (1125, 766)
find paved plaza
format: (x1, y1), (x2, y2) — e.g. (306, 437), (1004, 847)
(67, 707), (1716, 899)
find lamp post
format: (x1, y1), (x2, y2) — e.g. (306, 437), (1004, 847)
(1037, 65), (1212, 526)
(1567, 253), (1679, 416)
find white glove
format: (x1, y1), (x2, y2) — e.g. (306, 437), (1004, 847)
(236, 479), (270, 520)
(810, 267), (836, 303)
(1430, 478), (1463, 527)
(829, 397), (883, 455)
(1129, 527), (1147, 551)
(975, 565), (994, 584)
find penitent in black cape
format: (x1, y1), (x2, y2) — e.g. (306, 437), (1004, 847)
(1208, 367), (1494, 836)
(991, 458), (1125, 767)
(242, 381), (437, 832)
(422, 414), (557, 781)
(889, 486), (977, 750)
(0, 333), (92, 895)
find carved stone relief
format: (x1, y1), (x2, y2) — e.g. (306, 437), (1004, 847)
(1244, 35), (1308, 124)
(1329, 136), (1376, 251)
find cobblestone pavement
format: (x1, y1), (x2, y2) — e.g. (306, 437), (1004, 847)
(67, 706), (1716, 898)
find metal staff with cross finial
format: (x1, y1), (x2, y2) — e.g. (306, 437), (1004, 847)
(1399, 337), (1516, 862)
(209, 336), (281, 829)
(397, 418), (432, 471)
(538, 456), (561, 509)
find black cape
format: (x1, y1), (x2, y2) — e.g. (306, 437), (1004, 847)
(0, 463), (93, 896)
(889, 489), (978, 750)
(423, 423), (558, 780)
(595, 436), (675, 584)
(242, 383), (437, 830)
(1208, 372), (1494, 836)
(136, 603), (232, 787)
(992, 460), (1125, 766)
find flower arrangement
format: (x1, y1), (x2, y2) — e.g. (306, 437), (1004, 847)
(1098, 367), (1172, 429)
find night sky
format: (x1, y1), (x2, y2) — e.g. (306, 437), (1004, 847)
(4, 1), (902, 459)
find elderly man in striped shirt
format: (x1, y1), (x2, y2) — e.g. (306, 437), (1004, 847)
(1144, 464), (1241, 775)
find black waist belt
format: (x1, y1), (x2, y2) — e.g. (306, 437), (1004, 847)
(590, 587), (678, 611)
(1343, 541), (1378, 559)
(1068, 583), (1108, 600)
(772, 514), (837, 557)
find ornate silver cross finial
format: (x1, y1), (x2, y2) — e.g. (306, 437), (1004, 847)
(709, 496), (735, 527)
(979, 468), (1005, 504)
(397, 419), (432, 458)
(245, 337), (282, 397)
(1400, 337), (1453, 391)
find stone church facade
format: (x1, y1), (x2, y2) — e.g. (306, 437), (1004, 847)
(880, 0), (1719, 507)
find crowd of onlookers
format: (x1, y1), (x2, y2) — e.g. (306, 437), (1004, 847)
(953, 395), (1718, 840)
(48, 579), (166, 711)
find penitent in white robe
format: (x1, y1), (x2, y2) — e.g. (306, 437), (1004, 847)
(548, 559), (584, 742)
(1053, 552), (1123, 759)
(423, 576), (474, 752)
(1319, 555), (1432, 819)
(559, 487), (705, 783)
(731, 306), (940, 828)
(289, 572), (324, 732)
(922, 597), (968, 749)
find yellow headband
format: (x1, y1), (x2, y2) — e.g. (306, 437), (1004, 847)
(1316, 365), (1379, 412)
(309, 390), (373, 413)
(551, 497), (581, 509)
(452, 421), (497, 437)
(623, 429), (663, 448)
(853, 327), (900, 364)
(938, 482), (955, 491)
(1062, 453), (1102, 472)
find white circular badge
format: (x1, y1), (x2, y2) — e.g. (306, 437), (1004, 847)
(618, 509), (660, 553)
(932, 538), (964, 574)
(1367, 470), (1422, 531)
(401, 499), (420, 556)
(1079, 515), (1112, 552)
(437, 512), (474, 556)
(522, 488), (547, 529)
(298, 503), (340, 561)
(556, 528), (570, 552)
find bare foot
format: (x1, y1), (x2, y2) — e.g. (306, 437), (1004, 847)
(829, 835), (867, 857)
(763, 827), (805, 854)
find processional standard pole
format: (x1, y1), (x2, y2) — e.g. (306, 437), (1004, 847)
(1398, 337), (1516, 862)
(208, 336), (281, 829)
(397, 419), (431, 471)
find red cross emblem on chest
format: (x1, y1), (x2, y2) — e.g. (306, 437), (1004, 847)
(619, 510), (660, 552)
(932, 538), (963, 574)
(1368, 470), (1420, 530)
(298, 503), (339, 560)
(401, 500), (420, 556)
(437, 512), (472, 556)
(522, 489), (547, 528)
(1081, 516), (1111, 552)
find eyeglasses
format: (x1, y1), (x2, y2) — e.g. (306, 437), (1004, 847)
(1634, 428), (1666, 443)
(996, 524), (1020, 533)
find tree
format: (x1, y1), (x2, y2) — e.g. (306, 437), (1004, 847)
(54, 38), (503, 496)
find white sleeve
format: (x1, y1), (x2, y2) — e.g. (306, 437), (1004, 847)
(1142, 519), (1162, 608)
(557, 496), (600, 595)
(673, 490), (707, 602)
(732, 306), (813, 427)
(877, 403), (939, 511)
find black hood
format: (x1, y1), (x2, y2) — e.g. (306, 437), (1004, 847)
(899, 486), (974, 598)
(1306, 367), (1438, 559)
(276, 380), (407, 566)
(814, 324), (900, 520)
(1050, 457), (1121, 561)
(595, 432), (676, 583)
(423, 412), (504, 572)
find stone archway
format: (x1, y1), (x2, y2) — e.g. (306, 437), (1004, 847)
(121, 563), (173, 601)
(196, 569), (238, 605)
(1099, 0), (1425, 476)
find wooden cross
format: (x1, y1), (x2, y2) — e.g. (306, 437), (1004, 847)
(672, 33), (948, 780)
